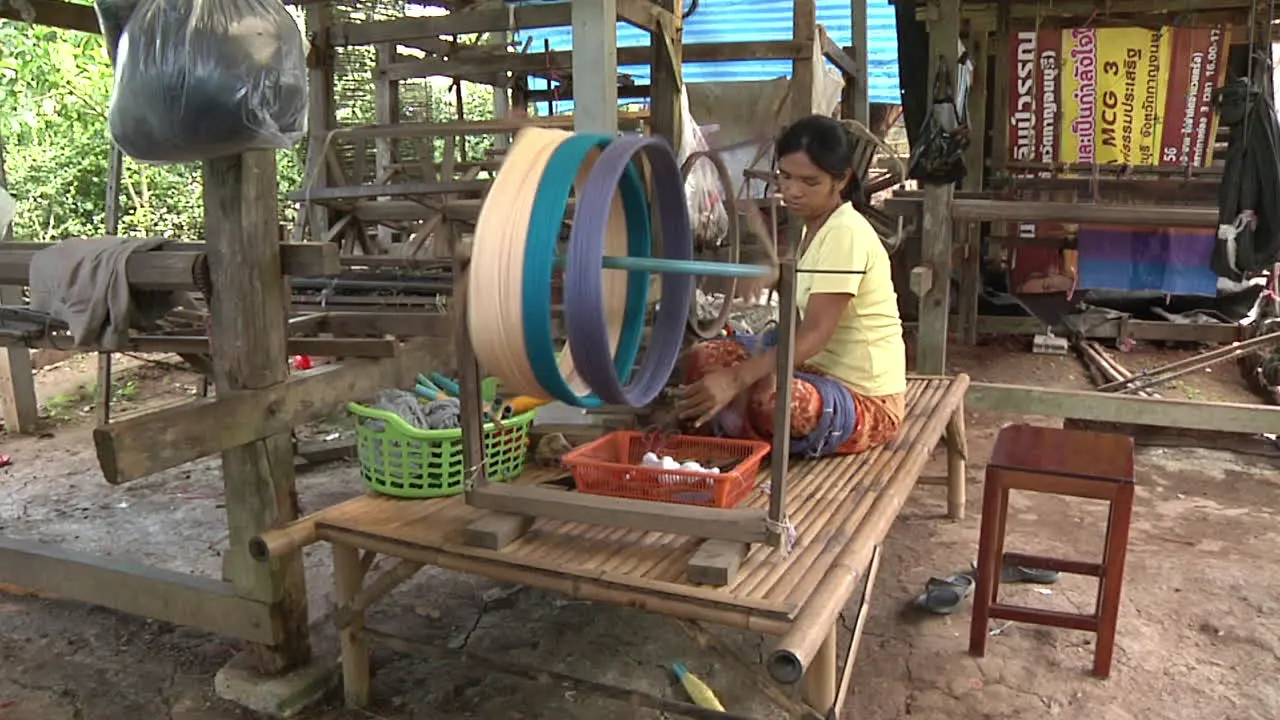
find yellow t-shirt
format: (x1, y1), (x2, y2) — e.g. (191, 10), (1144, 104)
(795, 202), (906, 397)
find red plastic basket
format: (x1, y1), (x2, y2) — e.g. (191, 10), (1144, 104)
(562, 431), (771, 508)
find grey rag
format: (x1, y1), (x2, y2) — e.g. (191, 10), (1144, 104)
(371, 389), (460, 431)
(28, 236), (188, 350)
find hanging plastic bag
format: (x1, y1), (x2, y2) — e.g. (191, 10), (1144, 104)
(95, 0), (308, 164)
(908, 52), (971, 186)
(676, 86), (730, 249)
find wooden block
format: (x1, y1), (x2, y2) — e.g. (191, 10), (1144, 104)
(462, 512), (534, 551)
(686, 539), (748, 587)
(909, 265), (933, 297)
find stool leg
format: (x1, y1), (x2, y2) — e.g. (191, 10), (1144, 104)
(1092, 483), (1134, 679)
(990, 487), (1010, 606)
(969, 473), (1007, 657)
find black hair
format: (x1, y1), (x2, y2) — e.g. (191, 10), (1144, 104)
(774, 115), (865, 207)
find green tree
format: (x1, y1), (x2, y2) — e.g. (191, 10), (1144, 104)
(0, 20), (305, 243)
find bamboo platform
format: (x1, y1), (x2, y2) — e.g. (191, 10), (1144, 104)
(255, 375), (969, 714)
(271, 375), (965, 613)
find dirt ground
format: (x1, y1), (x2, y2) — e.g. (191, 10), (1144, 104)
(0, 338), (1277, 720)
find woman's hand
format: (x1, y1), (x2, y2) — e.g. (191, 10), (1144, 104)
(677, 368), (745, 427)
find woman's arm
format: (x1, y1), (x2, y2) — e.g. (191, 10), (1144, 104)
(730, 292), (852, 388)
(677, 293), (852, 425)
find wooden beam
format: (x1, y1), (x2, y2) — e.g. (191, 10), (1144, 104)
(0, 140), (38, 434)
(92, 339), (451, 485)
(0, 242), (339, 288)
(919, 0), (1254, 21)
(203, 150), (310, 672)
(945, 314), (1244, 345)
(966, 382), (1280, 435)
(382, 42), (806, 81)
(849, 0), (870, 123)
(574, 0), (619, 134)
(374, 42), (400, 248)
(0, 0), (100, 33)
(649, 0), (683, 145)
(957, 18), (990, 346)
(304, 2), (336, 242)
(126, 335), (400, 358)
(817, 26), (858, 79)
(0, 535), (281, 644)
(791, 0), (817, 121)
(0, 287), (37, 433)
(319, 311), (451, 337)
(330, 3), (573, 46)
(617, 0), (676, 32)
(285, 180), (489, 203)
(326, 113), (649, 141)
(916, 0), (960, 375)
(950, 199), (1220, 227)
(467, 483), (772, 545)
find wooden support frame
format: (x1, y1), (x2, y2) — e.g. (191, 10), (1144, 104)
(0, 286), (38, 433)
(381, 42), (810, 82)
(92, 338), (452, 485)
(0, 241), (339, 289)
(0, 140), (38, 433)
(966, 382), (1280, 435)
(847, 0), (870, 124)
(572, 0), (619, 134)
(204, 150), (311, 671)
(0, 535), (281, 643)
(649, 0), (683, 144)
(956, 17), (991, 346)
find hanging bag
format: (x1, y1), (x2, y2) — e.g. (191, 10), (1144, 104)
(908, 55), (970, 186)
(95, 0), (309, 164)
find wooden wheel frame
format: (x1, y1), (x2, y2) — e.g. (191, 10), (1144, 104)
(682, 150), (742, 339)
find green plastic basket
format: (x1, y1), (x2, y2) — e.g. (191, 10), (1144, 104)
(348, 401), (536, 499)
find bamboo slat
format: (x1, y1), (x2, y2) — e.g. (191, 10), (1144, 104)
(310, 377), (966, 621)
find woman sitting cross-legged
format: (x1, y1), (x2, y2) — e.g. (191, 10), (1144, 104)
(677, 114), (907, 456)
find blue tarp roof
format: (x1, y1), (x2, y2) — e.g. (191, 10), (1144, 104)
(511, 0), (902, 105)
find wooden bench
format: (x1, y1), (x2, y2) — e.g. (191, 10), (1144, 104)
(252, 374), (970, 718)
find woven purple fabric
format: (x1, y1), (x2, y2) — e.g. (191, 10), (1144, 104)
(565, 135), (694, 407)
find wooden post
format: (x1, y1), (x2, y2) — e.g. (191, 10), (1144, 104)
(945, 404), (968, 520)
(802, 626), (838, 713)
(374, 43), (400, 248)
(849, 0), (870, 124)
(768, 258), (799, 550)
(957, 20), (990, 346)
(204, 151), (311, 673)
(572, 0), (618, 134)
(333, 543), (371, 708)
(304, 3), (335, 241)
(0, 129), (37, 433)
(649, 0), (683, 145)
(791, 0), (817, 122)
(915, 0), (960, 376)
(96, 143), (124, 425)
(491, 32), (512, 150)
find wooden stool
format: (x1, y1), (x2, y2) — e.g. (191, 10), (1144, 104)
(968, 424), (1135, 678)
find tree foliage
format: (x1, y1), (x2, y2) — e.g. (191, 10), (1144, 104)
(0, 20), (306, 242)
(0, 17), (499, 244)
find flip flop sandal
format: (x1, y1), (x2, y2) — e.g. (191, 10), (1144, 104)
(968, 559), (1063, 585)
(911, 574), (975, 615)
(1001, 564), (1062, 584)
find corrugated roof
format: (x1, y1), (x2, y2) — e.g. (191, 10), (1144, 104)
(512, 0), (902, 105)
